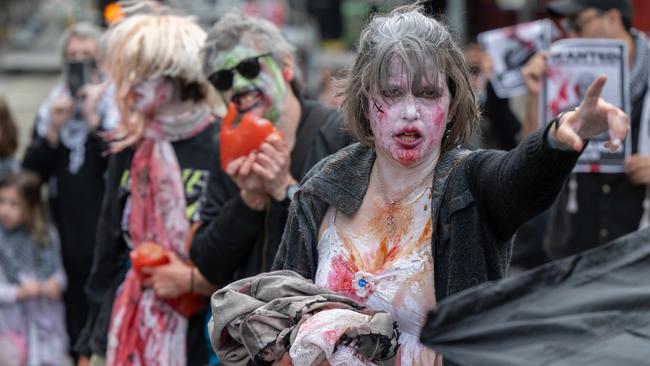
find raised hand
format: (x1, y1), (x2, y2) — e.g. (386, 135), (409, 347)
(46, 94), (75, 146)
(550, 75), (628, 152)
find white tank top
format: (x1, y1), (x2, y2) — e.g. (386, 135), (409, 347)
(315, 208), (443, 366)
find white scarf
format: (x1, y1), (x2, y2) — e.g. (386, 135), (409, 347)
(36, 83), (119, 174)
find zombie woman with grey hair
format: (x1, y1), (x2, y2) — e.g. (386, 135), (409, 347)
(271, 4), (628, 365)
(76, 5), (218, 365)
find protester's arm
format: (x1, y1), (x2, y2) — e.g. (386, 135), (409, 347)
(142, 251), (218, 298)
(190, 138), (265, 287)
(469, 75), (628, 240)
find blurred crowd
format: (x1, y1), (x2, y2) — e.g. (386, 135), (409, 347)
(0, 0), (648, 365)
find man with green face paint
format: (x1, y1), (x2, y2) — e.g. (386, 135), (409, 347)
(190, 10), (351, 288)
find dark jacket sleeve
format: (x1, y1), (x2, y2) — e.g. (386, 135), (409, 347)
(73, 151), (128, 356)
(190, 135), (265, 287)
(466, 125), (581, 240)
(22, 123), (57, 180)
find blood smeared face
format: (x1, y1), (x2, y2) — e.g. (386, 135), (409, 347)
(209, 45), (286, 124)
(368, 61), (450, 167)
(132, 77), (174, 115)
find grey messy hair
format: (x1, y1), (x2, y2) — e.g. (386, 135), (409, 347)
(201, 10), (296, 77)
(342, 4), (480, 152)
(58, 22), (102, 60)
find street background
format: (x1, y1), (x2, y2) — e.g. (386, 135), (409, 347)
(1, 0), (649, 158)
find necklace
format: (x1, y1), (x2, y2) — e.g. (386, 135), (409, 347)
(374, 163), (433, 237)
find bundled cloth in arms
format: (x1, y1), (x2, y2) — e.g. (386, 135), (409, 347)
(209, 270), (399, 366)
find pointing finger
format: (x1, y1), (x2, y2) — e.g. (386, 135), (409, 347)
(584, 74), (607, 100)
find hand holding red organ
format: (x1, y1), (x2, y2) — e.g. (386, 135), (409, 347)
(220, 102), (278, 169)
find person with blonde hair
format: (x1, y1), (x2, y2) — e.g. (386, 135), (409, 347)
(76, 4), (218, 365)
(269, 4), (628, 365)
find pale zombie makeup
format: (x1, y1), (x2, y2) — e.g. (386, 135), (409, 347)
(209, 45), (286, 123)
(132, 77), (174, 115)
(369, 62), (451, 166)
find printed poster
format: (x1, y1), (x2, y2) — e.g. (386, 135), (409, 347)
(478, 19), (559, 99)
(541, 38), (630, 173)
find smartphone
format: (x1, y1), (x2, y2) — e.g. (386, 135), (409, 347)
(66, 60), (96, 97)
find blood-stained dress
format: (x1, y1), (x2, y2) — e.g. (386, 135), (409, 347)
(315, 205), (443, 366)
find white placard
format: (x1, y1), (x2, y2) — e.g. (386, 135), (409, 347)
(478, 19), (558, 99)
(541, 38), (631, 173)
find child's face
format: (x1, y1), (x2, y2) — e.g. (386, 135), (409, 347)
(0, 187), (26, 231)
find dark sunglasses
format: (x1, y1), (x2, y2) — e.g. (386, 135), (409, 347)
(208, 53), (272, 91)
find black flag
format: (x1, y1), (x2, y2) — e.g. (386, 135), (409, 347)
(421, 228), (650, 366)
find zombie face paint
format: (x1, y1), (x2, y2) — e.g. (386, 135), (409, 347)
(369, 62), (450, 167)
(132, 78), (174, 115)
(208, 45), (286, 124)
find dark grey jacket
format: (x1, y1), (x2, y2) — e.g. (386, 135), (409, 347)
(273, 127), (580, 314)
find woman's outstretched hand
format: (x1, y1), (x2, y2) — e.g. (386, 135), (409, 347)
(550, 74), (628, 152)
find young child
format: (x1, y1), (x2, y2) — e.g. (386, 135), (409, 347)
(0, 96), (19, 180)
(0, 171), (68, 365)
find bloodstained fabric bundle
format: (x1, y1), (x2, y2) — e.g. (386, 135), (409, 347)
(420, 228), (650, 366)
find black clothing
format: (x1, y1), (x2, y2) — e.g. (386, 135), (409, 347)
(479, 83), (522, 151)
(273, 126), (580, 297)
(273, 128), (580, 366)
(22, 128), (108, 352)
(73, 125), (214, 363)
(420, 228), (650, 366)
(190, 100), (350, 287)
(545, 87), (647, 259)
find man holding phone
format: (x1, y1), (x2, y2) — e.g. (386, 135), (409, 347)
(22, 22), (118, 364)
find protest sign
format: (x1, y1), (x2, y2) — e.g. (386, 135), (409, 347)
(541, 39), (630, 173)
(478, 19), (558, 99)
